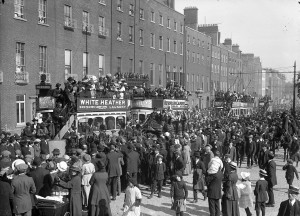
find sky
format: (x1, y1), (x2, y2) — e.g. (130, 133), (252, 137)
(175, 0), (300, 81)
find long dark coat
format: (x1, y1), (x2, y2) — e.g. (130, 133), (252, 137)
(0, 180), (13, 216)
(89, 171), (112, 216)
(27, 167), (52, 198)
(192, 159), (206, 190)
(58, 174), (82, 216)
(11, 174), (36, 214)
(106, 151), (121, 177)
(206, 170), (223, 199)
(222, 172), (240, 216)
(266, 159), (277, 187)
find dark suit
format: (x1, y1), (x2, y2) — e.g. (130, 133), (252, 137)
(283, 164), (299, 185)
(254, 179), (268, 216)
(206, 171), (224, 216)
(126, 150), (140, 184)
(27, 167), (52, 198)
(150, 162), (166, 196)
(106, 150), (121, 199)
(227, 146), (236, 162)
(11, 174), (36, 215)
(266, 159), (277, 205)
(0, 180), (13, 216)
(277, 199), (300, 216)
(246, 140), (256, 167)
(174, 156), (184, 174)
(258, 150), (270, 169)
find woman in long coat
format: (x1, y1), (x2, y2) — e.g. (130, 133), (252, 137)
(221, 162), (240, 216)
(89, 161), (112, 216)
(237, 172), (253, 216)
(182, 141), (191, 175)
(56, 165), (82, 216)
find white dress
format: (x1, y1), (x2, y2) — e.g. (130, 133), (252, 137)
(237, 181), (254, 208)
(123, 186), (142, 216)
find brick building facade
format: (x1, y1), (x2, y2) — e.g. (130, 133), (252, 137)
(0, 0), (184, 132)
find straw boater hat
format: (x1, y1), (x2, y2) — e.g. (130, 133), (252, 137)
(289, 185), (300, 195)
(259, 169), (268, 177)
(57, 161), (68, 172)
(229, 162), (237, 170)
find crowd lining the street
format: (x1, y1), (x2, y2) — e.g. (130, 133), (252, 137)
(1, 76), (300, 216)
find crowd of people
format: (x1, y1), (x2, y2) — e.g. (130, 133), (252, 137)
(1, 101), (300, 215)
(215, 90), (256, 104)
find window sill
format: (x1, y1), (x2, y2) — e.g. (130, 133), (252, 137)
(38, 22), (49, 27)
(129, 14), (134, 17)
(150, 47), (155, 50)
(140, 44), (144, 47)
(159, 24), (163, 27)
(139, 18), (145, 21)
(99, 2), (106, 6)
(117, 9), (124, 13)
(64, 26), (75, 31)
(150, 21), (155, 23)
(180, 53), (183, 56)
(14, 17), (27, 22)
(167, 27), (171, 30)
(16, 123), (26, 128)
(159, 49), (163, 51)
(174, 52), (177, 55)
(129, 42), (134, 45)
(117, 38), (123, 42)
(166, 50), (170, 53)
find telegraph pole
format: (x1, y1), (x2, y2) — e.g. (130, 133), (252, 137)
(292, 61), (296, 116)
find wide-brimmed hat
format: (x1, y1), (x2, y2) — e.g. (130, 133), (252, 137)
(241, 172), (250, 180)
(57, 161), (68, 172)
(259, 169), (268, 177)
(289, 185), (300, 194)
(12, 159), (25, 170)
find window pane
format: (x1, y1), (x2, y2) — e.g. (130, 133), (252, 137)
(21, 103), (25, 122)
(16, 104), (20, 124)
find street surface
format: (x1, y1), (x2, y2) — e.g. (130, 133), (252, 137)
(110, 149), (299, 216)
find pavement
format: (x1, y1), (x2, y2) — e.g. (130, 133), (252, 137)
(109, 149), (300, 216)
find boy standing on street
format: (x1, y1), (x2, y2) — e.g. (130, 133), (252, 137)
(148, 154), (166, 199)
(254, 169), (268, 216)
(283, 159), (299, 186)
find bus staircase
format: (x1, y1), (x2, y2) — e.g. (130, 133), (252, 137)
(49, 105), (76, 155)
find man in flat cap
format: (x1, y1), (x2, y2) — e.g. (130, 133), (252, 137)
(11, 164), (36, 216)
(277, 185), (300, 216)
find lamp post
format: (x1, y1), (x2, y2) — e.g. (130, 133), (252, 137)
(195, 89), (204, 109)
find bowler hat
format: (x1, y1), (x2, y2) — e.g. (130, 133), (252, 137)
(52, 148), (60, 155)
(32, 157), (42, 166)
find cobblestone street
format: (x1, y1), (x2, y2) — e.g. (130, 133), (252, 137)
(111, 149), (299, 216)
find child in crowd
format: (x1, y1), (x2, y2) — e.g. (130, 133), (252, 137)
(283, 159), (299, 186)
(123, 177), (142, 216)
(237, 172), (254, 216)
(148, 154), (166, 199)
(254, 169), (268, 216)
(170, 171), (188, 216)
